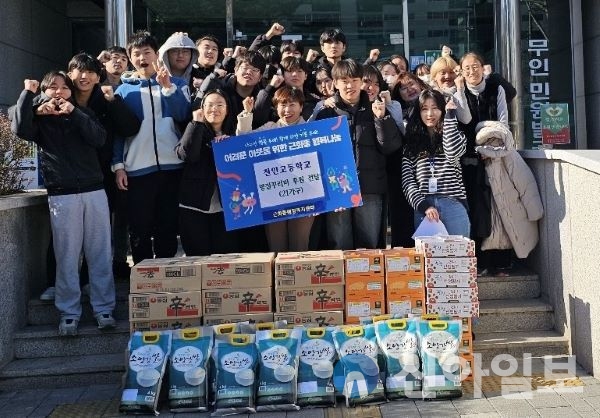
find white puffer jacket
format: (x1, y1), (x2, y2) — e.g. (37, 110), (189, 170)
(475, 121), (544, 258)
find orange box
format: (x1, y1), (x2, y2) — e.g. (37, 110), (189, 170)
(387, 295), (425, 317)
(344, 249), (384, 278)
(386, 274), (425, 297)
(383, 248), (424, 276)
(274, 250), (344, 287)
(460, 317), (472, 334)
(460, 334), (474, 354)
(202, 288), (272, 315)
(461, 354), (475, 381)
(273, 311), (344, 327)
(276, 285), (344, 313)
(345, 289), (386, 323)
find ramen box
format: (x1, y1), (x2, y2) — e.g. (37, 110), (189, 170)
(203, 312), (274, 326)
(201, 252), (274, 289)
(274, 311), (344, 327)
(129, 291), (202, 321)
(416, 236), (475, 258)
(425, 257), (477, 274)
(202, 288), (272, 315)
(129, 317), (203, 333)
(274, 250), (344, 287)
(130, 257), (204, 293)
(276, 285), (344, 313)
(426, 288), (479, 303)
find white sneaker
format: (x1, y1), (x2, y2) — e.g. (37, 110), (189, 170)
(40, 287), (55, 301)
(58, 318), (79, 336)
(81, 284), (90, 297)
(95, 313), (116, 330)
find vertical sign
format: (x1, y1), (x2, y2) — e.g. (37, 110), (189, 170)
(527, 39), (550, 148)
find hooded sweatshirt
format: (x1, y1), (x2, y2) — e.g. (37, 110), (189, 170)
(158, 32), (199, 85)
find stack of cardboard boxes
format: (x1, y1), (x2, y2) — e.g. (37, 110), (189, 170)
(129, 257), (205, 333)
(418, 236), (478, 381)
(201, 253), (275, 326)
(383, 248), (426, 317)
(273, 251), (345, 326)
(344, 249), (386, 323)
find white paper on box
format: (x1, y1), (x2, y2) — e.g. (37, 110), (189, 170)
(427, 287), (478, 303)
(347, 301), (371, 317)
(416, 236), (475, 258)
(426, 302), (480, 317)
(425, 257), (477, 274)
(425, 272), (476, 288)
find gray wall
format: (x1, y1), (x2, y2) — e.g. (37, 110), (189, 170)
(0, 192), (50, 367)
(582, 0), (600, 149)
(0, 0), (71, 109)
(523, 150), (600, 377)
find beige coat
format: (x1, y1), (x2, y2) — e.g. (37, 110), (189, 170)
(475, 121), (544, 258)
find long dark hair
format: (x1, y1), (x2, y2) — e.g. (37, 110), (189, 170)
(404, 89), (446, 159)
(199, 89), (236, 136)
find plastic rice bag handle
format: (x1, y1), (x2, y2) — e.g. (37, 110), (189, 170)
(343, 326), (364, 337)
(229, 334), (251, 345)
(182, 328), (200, 340)
(270, 330), (290, 339)
(306, 328), (326, 338)
(428, 320), (448, 330)
(142, 331), (160, 343)
(386, 319), (407, 330)
(214, 324), (236, 335)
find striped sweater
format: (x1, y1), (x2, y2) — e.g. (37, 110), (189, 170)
(402, 111), (467, 212)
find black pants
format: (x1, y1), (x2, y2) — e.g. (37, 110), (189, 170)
(127, 170), (182, 264)
(179, 208), (240, 256)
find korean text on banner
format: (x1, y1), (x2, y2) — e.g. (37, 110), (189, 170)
(212, 116), (362, 231)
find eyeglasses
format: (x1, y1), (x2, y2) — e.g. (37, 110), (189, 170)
(400, 81), (418, 92)
(238, 65), (261, 75)
(203, 103), (226, 110)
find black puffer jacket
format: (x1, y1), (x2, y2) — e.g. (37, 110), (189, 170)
(10, 90), (106, 196)
(315, 90), (403, 194)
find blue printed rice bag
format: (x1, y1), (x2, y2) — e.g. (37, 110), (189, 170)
(297, 326), (337, 407)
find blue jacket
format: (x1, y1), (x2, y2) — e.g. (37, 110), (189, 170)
(112, 72), (191, 176)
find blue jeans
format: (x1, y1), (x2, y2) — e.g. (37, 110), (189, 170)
(414, 195), (470, 237)
(327, 193), (383, 249)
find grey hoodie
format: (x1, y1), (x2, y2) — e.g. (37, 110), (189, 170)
(158, 32), (199, 84)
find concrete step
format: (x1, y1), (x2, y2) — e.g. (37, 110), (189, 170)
(28, 281), (130, 326)
(473, 298), (554, 333)
(13, 320), (130, 359)
(473, 330), (570, 364)
(476, 272), (541, 300)
(0, 352), (125, 391)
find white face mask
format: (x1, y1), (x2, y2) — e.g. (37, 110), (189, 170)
(418, 74), (431, 83)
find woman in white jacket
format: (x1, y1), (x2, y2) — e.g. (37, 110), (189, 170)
(236, 86), (314, 251)
(475, 120), (544, 261)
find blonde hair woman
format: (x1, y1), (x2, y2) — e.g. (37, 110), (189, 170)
(429, 56), (471, 124)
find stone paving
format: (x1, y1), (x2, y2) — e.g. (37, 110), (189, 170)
(0, 356), (598, 417)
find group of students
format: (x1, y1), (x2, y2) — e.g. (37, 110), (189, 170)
(9, 23), (543, 337)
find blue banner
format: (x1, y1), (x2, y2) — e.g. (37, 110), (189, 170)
(212, 116), (362, 231)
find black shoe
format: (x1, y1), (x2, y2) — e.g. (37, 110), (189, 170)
(113, 261), (131, 280)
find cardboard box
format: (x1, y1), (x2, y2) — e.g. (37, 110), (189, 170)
(461, 317), (472, 334)
(274, 251), (344, 287)
(425, 257), (477, 274)
(202, 288), (272, 315)
(427, 287), (479, 303)
(344, 249), (384, 278)
(460, 354), (474, 381)
(426, 302), (480, 317)
(203, 312), (274, 326)
(384, 248), (424, 276)
(346, 274), (385, 293)
(274, 311), (344, 327)
(129, 317), (203, 333)
(460, 334), (474, 354)
(345, 298), (385, 323)
(130, 257), (204, 293)
(129, 291), (202, 320)
(387, 295), (425, 316)
(276, 285), (344, 313)
(201, 252), (274, 289)
(386, 274), (426, 296)
(416, 236), (476, 258)
(425, 271), (477, 288)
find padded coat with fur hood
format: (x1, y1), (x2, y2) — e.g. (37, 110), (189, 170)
(475, 121), (543, 258)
